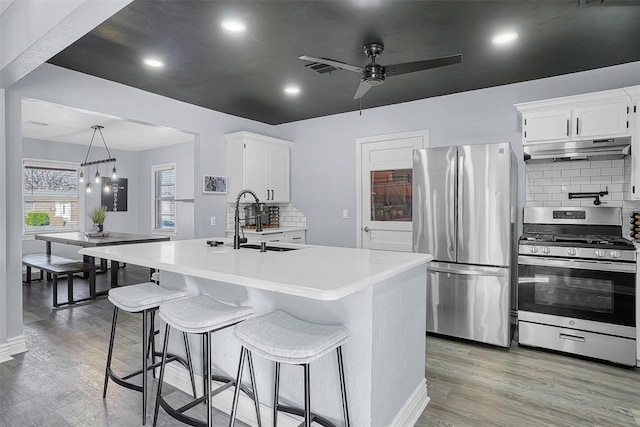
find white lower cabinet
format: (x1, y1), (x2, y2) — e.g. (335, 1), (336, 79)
(226, 229), (306, 244)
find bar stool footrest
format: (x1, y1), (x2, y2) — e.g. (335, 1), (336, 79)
(158, 396), (208, 427)
(277, 404), (337, 427)
(107, 352), (189, 393)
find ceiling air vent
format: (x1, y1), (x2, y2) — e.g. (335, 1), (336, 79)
(304, 61), (339, 74)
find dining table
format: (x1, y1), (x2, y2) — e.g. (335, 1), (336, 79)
(34, 232), (171, 292)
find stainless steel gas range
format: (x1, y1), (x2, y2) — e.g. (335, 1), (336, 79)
(518, 207), (636, 366)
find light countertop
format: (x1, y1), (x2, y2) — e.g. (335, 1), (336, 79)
(79, 238), (431, 300)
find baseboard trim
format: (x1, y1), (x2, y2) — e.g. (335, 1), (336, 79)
(164, 363), (299, 427)
(389, 378), (430, 427)
(0, 335), (28, 364)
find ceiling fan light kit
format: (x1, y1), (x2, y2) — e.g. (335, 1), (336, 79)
(300, 42), (462, 100)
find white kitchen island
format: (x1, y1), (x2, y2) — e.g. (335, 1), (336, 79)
(79, 239), (432, 427)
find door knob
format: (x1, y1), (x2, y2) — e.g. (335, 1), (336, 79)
(363, 226), (370, 232)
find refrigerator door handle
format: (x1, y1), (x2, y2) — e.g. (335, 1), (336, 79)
(457, 154), (464, 258)
(428, 265), (506, 277)
(448, 155), (456, 256)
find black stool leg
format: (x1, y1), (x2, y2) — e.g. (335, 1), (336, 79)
(303, 364), (311, 427)
(103, 306), (119, 397)
(246, 351), (262, 427)
(273, 362), (280, 427)
(205, 331), (213, 427)
(229, 347), (247, 427)
(202, 334), (208, 402)
(149, 311), (156, 379)
(153, 325), (171, 427)
(337, 346), (350, 427)
(183, 332), (197, 398)
(142, 309), (149, 425)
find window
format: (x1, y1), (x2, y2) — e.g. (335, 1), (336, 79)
(152, 164), (176, 233)
(23, 159), (82, 235)
(370, 169), (412, 222)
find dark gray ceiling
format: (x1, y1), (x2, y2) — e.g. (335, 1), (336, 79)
(48, 0), (640, 125)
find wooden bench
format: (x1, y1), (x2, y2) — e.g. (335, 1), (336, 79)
(22, 254), (97, 308)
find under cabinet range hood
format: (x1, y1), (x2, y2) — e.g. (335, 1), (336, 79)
(524, 137), (631, 163)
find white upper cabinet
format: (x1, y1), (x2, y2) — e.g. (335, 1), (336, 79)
(523, 109), (572, 143)
(225, 132), (292, 203)
(573, 102), (630, 139)
(515, 89), (632, 145)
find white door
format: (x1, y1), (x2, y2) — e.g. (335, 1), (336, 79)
(357, 131), (429, 251)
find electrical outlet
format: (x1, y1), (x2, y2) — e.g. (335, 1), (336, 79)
(342, 209), (349, 219)
(210, 216), (216, 226)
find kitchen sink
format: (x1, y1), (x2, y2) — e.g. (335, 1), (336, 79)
(240, 244), (298, 252)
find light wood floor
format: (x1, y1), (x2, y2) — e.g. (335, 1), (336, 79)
(3, 266), (640, 426)
(418, 334), (640, 426)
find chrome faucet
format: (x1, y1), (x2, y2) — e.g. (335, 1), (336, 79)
(234, 189), (261, 249)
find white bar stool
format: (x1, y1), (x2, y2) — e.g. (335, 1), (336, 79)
(153, 295), (261, 427)
(230, 310), (350, 427)
(103, 282), (197, 425)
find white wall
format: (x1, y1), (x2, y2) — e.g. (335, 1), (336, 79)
(275, 61), (640, 248)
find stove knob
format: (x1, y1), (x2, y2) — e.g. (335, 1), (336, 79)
(610, 251), (621, 258)
(529, 246), (538, 254)
(567, 248), (577, 256)
(595, 250), (605, 257)
(541, 247), (550, 254)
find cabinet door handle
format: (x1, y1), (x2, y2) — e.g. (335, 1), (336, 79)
(266, 189), (271, 201)
(291, 236), (302, 240)
(566, 119), (570, 136)
(270, 189), (274, 200)
(576, 117), (580, 135)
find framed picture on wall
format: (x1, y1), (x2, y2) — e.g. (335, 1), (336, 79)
(101, 177), (128, 211)
(203, 175), (227, 194)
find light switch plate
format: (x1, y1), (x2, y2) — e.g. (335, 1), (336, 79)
(342, 209), (349, 219)
(210, 216), (216, 226)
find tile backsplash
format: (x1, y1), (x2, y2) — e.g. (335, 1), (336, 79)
(226, 203), (307, 229)
(525, 157), (631, 208)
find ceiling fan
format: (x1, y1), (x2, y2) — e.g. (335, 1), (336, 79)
(299, 43), (462, 100)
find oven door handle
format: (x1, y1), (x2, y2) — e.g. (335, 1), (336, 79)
(428, 265), (505, 277)
(518, 255), (636, 273)
(559, 333), (586, 343)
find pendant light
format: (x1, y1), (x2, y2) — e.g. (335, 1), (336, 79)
(80, 125), (116, 194)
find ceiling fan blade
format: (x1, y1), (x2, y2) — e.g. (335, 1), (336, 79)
(299, 55), (363, 73)
(353, 81), (372, 100)
(385, 54), (462, 77)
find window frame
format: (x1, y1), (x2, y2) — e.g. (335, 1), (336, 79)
(22, 158), (84, 238)
(151, 163), (177, 235)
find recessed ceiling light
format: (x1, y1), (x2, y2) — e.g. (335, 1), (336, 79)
(284, 86), (301, 96)
(221, 19), (246, 33)
(143, 58), (164, 68)
(492, 32), (518, 45)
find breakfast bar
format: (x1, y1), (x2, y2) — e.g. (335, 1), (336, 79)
(79, 239), (432, 426)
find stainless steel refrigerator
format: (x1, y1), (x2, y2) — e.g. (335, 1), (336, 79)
(413, 142), (517, 347)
